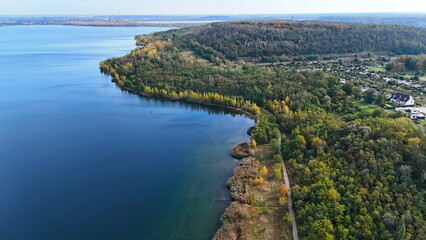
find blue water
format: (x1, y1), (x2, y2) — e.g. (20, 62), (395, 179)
(0, 25), (253, 240)
(137, 20), (222, 24)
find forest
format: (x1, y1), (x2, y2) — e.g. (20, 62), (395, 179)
(100, 21), (426, 240)
(140, 21), (426, 61)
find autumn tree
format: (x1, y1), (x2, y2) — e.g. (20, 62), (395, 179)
(280, 184), (287, 195)
(251, 138), (257, 148)
(261, 166), (268, 176)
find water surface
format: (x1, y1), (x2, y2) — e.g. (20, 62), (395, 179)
(0, 25), (253, 240)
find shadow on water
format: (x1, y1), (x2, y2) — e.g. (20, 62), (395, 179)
(120, 89), (248, 117)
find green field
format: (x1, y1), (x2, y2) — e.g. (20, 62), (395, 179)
(368, 67), (426, 80)
(368, 67), (386, 72)
(398, 74), (426, 80)
(420, 120), (426, 125)
(353, 100), (377, 113)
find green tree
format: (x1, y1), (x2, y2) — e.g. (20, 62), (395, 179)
(363, 89), (376, 104)
(375, 94), (386, 106)
(309, 219), (335, 240)
(342, 82), (353, 95)
(351, 86), (362, 99)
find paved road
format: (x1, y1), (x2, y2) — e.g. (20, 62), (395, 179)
(278, 133), (299, 240)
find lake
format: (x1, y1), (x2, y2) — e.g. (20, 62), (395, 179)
(0, 25), (253, 240)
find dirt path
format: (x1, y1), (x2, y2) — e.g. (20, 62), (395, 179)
(278, 133), (299, 240)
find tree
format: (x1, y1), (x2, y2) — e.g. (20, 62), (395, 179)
(327, 188), (341, 202)
(253, 177), (265, 185)
(396, 224), (406, 240)
(363, 89), (376, 104)
(375, 94), (386, 106)
(342, 82), (353, 95)
(251, 138), (257, 148)
(261, 166), (268, 176)
(392, 62), (406, 72)
(280, 184), (287, 195)
(309, 219), (335, 240)
(372, 108), (386, 118)
(270, 138), (280, 154)
(312, 137), (325, 149)
(382, 213), (397, 228)
(273, 163), (283, 179)
(351, 86), (362, 99)
(386, 62), (394, 71)
(295, 135), (307, 147)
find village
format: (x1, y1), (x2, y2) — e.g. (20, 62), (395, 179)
(256, 53), (426, 128)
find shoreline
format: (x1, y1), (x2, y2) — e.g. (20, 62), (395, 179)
(115, 83), (290, 239)
(0, 22), (203, 28)
(116, 84), (272, 240)
(121, 86), (257, 120)
(214, 142), (292, 239)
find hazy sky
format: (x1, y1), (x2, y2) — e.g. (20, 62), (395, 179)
(1, 0), (426, 15)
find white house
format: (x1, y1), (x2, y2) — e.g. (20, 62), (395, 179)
(410, 113), (425, 120)
(396, 108), (425, 120)
(390, 93), (415, 106)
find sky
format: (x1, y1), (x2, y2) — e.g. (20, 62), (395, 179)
(1, 0), (426, 15)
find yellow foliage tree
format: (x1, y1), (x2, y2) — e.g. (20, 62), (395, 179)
(252, 104), (260, 114)
(284, 96), (290, 103)
(253, 177), (264, 185)
(295, 135), (307, 147)
(282, 105), (290, 115)
(327, 188), (341, 202)
(408, 137), (421, 150)
(147, 48), (158, 58)
(261, 166), (268, 176)
(312, 137), (326, 149)
(251, 138), (257, 148)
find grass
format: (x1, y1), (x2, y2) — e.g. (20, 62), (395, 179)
(420, 120), (426, 125)
(353, 100), (377, 113)
(400, 74), (415, 80)
(368, 67), (386, 73)
(397, 74), (426, 81)
(368, 68), (426, 80)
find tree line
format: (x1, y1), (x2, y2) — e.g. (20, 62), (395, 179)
(386, 54), (426, 73)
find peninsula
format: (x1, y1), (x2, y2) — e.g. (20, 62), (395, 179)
(101, 21), (426, 239)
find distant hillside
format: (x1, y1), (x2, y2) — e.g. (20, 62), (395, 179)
(315, 14), (426, 28)
(139, 21), (426, 61)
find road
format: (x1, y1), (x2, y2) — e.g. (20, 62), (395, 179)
(278, 133), (299, 240)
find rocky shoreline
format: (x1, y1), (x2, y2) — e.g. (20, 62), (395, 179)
(214, 143), (291, 240)
(214, 143), (256, 240)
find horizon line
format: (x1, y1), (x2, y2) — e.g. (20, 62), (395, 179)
(1, 12), (426, 16)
